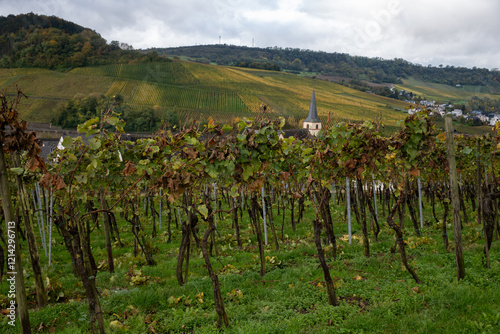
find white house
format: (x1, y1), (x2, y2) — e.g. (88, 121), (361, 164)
(490, 116), (500, 126)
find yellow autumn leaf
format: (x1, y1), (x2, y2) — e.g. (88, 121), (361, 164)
(437, 132), (447, 142)
(110, 320), (128, 330)
(196, 292), (204, 303)
(385, 152), (396, 161)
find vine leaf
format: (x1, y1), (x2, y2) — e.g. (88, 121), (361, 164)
(10, 167), (24, 175)
(197, 204), (208, 219)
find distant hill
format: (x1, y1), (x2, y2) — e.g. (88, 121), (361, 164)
(0, 13), (495, 135)
(0, 13), (167, 70)
(153, 45), (500, 92)
(0, 61), (413, 131)
(3, 13), (499, 95)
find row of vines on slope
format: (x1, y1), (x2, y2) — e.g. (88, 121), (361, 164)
(1, 90), (500, 333)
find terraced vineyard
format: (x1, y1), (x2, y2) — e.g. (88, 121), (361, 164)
(0, 60), (417, 126)
(69, 62), (199, 86)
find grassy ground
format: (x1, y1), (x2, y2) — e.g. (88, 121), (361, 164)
(1, 195), (500, 333)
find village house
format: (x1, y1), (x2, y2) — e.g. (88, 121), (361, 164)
(451, 109), (463, 118)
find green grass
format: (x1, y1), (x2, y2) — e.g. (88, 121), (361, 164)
(1, 193), (499, 333)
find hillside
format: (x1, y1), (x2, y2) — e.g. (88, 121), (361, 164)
(0, 13), (497, 133)
(0, 61), (411, 128)
(154, 44), (500, 91)
(394, 77), (496, 104)
(0, 13), (167, 70)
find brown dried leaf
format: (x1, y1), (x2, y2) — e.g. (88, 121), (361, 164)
(26, 155), (41, 172)
(123, 162), (137, 176)
(248, 178), (265, 192)
(39, 173), (53, 188)
(409, 168), (419, 177)
(53, 174), (66, 190)
(281, 172), (291, 181)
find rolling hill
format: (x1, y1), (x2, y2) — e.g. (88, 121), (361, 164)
(0, 60), (413, 129)
(1, 13), (497, 134)
(395, 77), (496, 104)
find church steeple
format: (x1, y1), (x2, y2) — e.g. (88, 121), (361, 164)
(304, 89), (320, 123)
(303, 89), (322, 136)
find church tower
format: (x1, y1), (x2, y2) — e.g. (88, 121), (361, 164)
(303, 89), (322, 136)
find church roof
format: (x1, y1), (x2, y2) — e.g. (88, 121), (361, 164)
(304, 89), (321, 123)
(281, 128), (313, 140)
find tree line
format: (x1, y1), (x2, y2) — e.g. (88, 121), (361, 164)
(466, 96), (500, 113)
(0, 13), (168, 70)
(154, 44), (500, 89)
(3, 13), (500, 91)
(51, 93), (179, 132)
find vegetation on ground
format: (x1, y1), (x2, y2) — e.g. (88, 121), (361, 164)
(51, 93), (178, 132)
(0, 91), (499, 333)
(0, 13), (168, 70)
(155, 44), (500, 89)
(1, 14), (500, 133)
(2, 198), (499, 333)
(395, 77), (498, 105)
(0, 62), (412, 128)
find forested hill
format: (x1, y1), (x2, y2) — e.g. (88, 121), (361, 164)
(0, 13), (167, 70)
(0, 12), (86, 35)
(2, 13), (500, 92)
(153, 44), (500, 89)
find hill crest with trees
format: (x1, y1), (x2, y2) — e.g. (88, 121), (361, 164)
(2, 13), (499, 91)
(0, 13), (167, 70)
(153, 44), (500, 90)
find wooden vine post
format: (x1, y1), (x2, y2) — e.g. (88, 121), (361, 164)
(476, 138), (490, 269)
(0, 89), (54, 333)
(444, 115), (465, 280)
(0, 147), (31, 333)
(12, 153), (48, 308)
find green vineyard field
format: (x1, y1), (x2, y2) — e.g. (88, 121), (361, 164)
(0, 60), (433, 128)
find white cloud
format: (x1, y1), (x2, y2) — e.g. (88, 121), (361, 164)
(1, 0), (499, 69)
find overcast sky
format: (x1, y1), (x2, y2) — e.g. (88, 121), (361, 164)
(2, 0), (500, 69)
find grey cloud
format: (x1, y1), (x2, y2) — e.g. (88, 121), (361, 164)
(1, 0), (499, 69)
